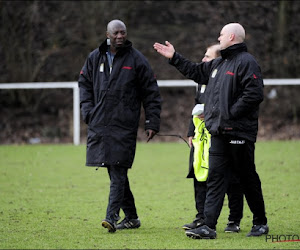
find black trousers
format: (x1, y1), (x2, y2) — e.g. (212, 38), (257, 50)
(106, 166), (138, 223)
(204, 135), (267, 229)
(194, 176), (243, 223)
(226, 177), (244, 223)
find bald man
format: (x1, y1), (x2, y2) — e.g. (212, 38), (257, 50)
(154, 23), (268, 239)
(79, 19), (161, 233)
(184, 43), (244, 234)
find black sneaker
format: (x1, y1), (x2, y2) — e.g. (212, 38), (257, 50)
(247, 224), (269, 237)
(116, 218), (141, 230)
(224, 221), (240, 233)
(182, 218), (204, 230)
(185, 225), (217, 239)
(101, 219), (116, 233)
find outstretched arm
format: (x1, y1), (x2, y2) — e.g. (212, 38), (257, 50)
(154, 40), (210, 85)
(153, 41), (175, 59)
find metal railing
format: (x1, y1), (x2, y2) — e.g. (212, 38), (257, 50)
(1, 79), (299, 145)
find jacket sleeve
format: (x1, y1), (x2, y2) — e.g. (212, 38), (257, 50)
(230, 56), (264, 118)
(187, 118), (195, 137)
(136, 54), (161, 132)
(78, 55), (94, 124)
(169, 52), (211, 85)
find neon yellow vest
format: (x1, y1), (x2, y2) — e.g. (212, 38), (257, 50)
(192, 116), (211, 182)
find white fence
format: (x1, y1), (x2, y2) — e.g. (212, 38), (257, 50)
(1, 79), (300, 145)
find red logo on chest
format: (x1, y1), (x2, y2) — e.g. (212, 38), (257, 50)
(226, 71), (234, 76)
(122, 66), (132, 70)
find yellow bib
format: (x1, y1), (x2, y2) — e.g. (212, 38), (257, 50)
(192, 116), (211, 182)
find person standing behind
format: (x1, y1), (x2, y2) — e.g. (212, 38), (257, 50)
(154, 23), (268, 239)
(79, 19), (161, 233)
(183, 44), (244, 233)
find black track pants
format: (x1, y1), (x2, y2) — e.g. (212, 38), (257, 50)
(106, 166), (138, 223)
(204, 135), (267, 229)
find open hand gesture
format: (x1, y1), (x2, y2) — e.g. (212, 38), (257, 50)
(153, 41), (175, 59)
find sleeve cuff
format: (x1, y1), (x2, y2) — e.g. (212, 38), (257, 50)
(169, 52), (180, 65)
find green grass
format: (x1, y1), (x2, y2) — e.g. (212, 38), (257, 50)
(0, 141), (300, 249)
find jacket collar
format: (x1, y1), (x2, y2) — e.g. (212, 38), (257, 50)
(220, 43), (247, 59)
(99, 39), (132, 55)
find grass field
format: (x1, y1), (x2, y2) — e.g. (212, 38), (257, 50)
(0, 141), (300, 249)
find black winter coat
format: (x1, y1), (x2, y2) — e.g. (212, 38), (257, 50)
(170, 43), (264, 142)
(78, 39), (161, 168)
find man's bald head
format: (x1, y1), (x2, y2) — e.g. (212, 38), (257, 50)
(218, 23), (246, 49)
(224, 23), (245, 42)
(107, 19), (126, 34)
(106, 19), (127, 52)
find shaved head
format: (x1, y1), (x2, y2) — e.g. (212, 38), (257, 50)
(106, 19), (127, 52)
(218, 23), (246, 49)
(107, 19), (126, 34)
(223, 23), (245, 43)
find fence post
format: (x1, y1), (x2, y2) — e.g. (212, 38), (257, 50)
(73, 85), (80, 145)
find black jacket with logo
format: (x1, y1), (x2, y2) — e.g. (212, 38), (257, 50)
(78, 39), (161, 167)
(170, 43), (264, 142)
